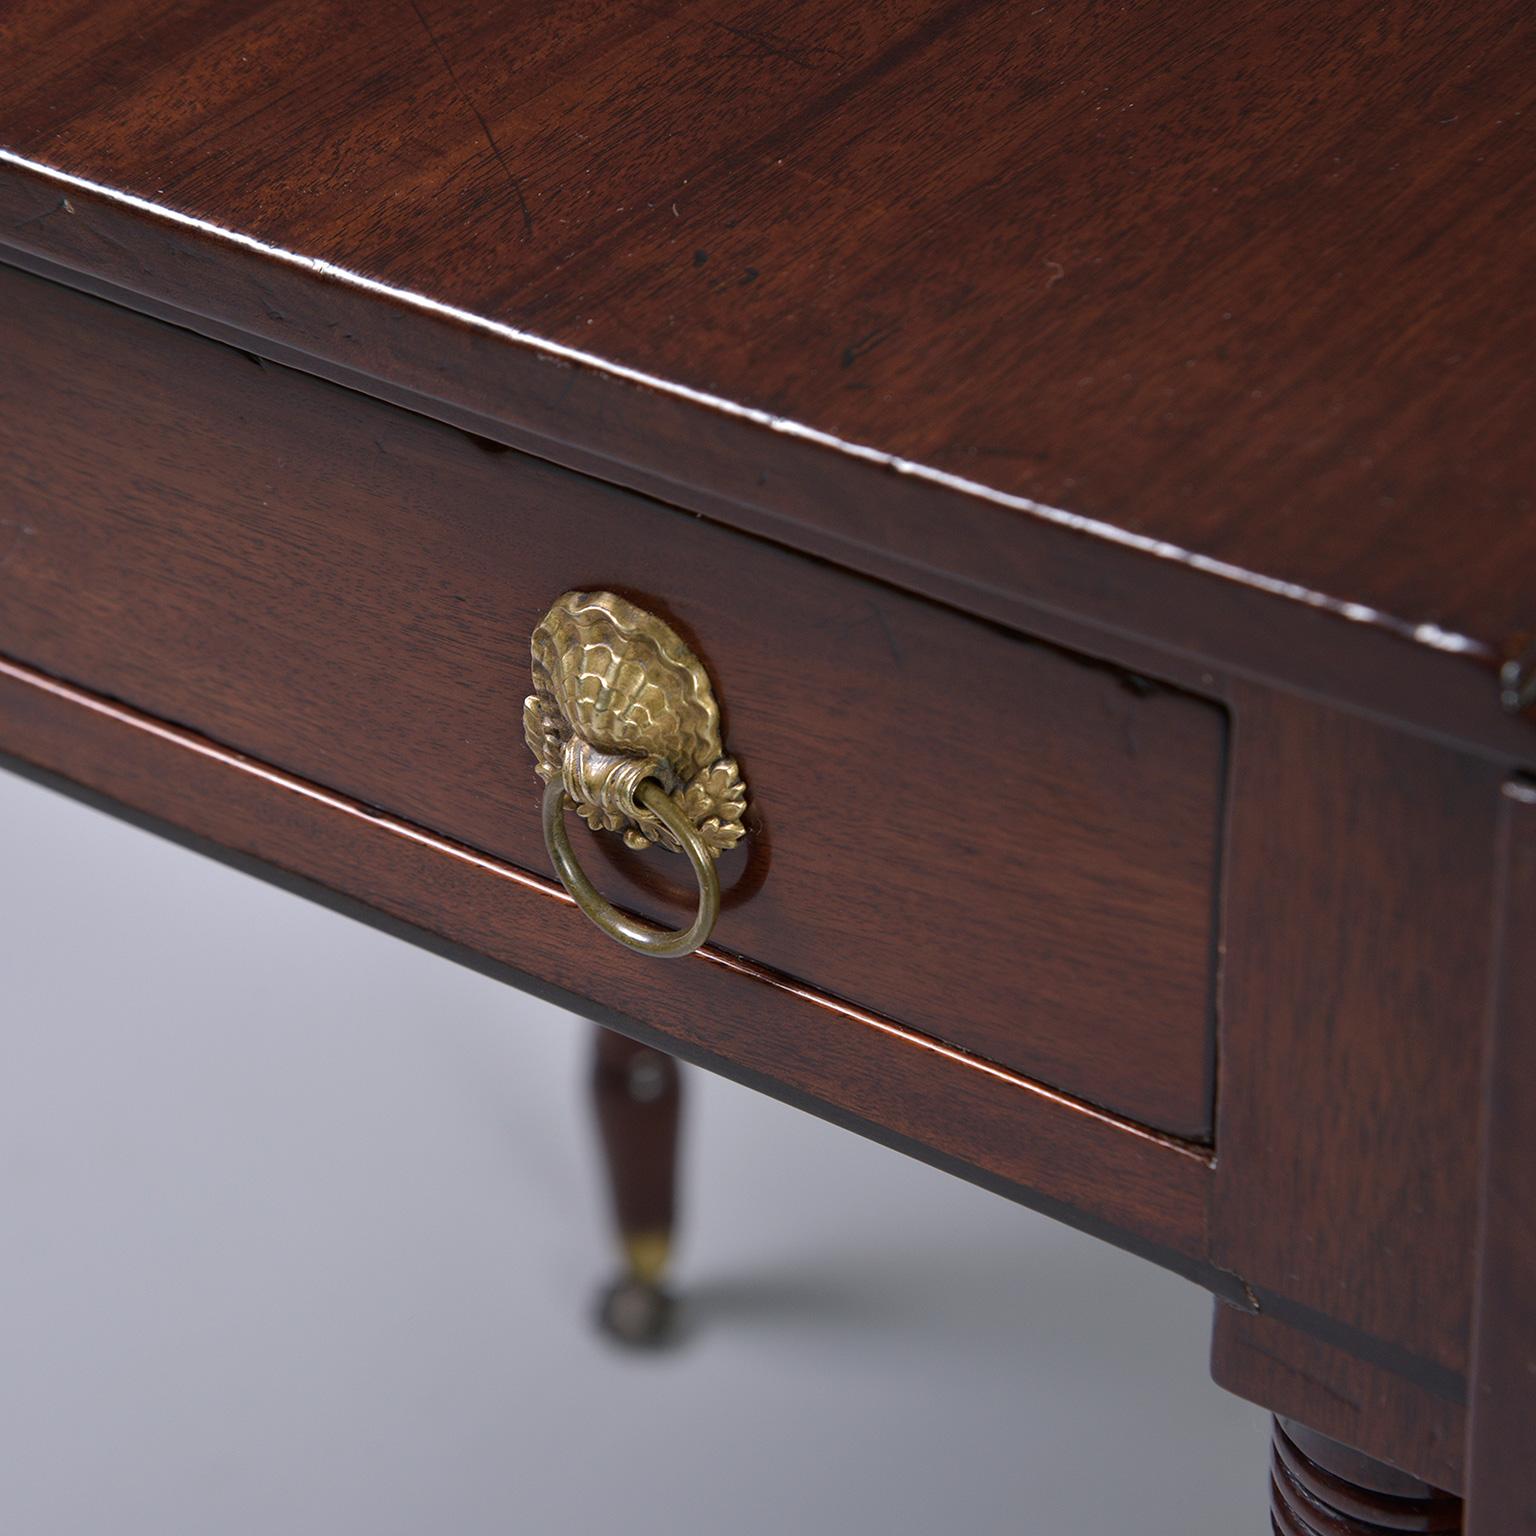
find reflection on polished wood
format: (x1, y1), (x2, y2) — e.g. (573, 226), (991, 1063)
(1, 1), (1532, 1525)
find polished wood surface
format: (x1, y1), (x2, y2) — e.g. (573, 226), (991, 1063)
(1466, 784), (1536, 1535)
(1213, 1309), (1466, 1497)
(0, 264), (1227, 1140)
(0, 656), (1218, 1283)
(2, 3), (1534, 762)
(1271, 1419), (1462, 1535)
(1213, 690), (1500, 1382)
(1203, 687), (1503, 1494)
(1, 255), (1526, 1499)
(1, 0), (1531, 661)
(592, 1029), (681, 1256)
(1, 596), (1508, 1491)
(591, 1027), (683, 1345)
(1, 4), (1533, 1521)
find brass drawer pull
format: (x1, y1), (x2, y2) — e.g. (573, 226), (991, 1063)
(541, 776), (719, 958)
(524, 591), (748, 959)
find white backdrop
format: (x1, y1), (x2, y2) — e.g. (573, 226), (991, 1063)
(0, 767), (1266, 1535)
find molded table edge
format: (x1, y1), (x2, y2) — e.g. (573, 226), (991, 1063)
(2, 157), (1534, 764)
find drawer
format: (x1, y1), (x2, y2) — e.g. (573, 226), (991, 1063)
(0, 266), (1226, 1140)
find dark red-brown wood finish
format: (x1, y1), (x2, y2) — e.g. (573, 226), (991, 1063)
(0, 652), (1217, 1271)
(590, 1026), (683, 1346)
(1208, 688), (1503, 1484)
(1271, 1419), (1463, 1535)
(0, 267), (1228, 1141)
(592, 1029), (682, 1257)
(1466, 785), (1536, 1536)
(1, 1), (1534, 753)
(0, 1), (1532, 1527)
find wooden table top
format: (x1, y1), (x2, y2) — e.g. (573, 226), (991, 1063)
(2, 0), (1532, 679)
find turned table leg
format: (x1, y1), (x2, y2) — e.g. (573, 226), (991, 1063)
(589, 1025), (682, 1347)
(1270, 1419), (1464, 1534)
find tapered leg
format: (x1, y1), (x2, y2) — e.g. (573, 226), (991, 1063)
(589, 1025), (682, 1346)
(1270, 1419), (1463, 1534)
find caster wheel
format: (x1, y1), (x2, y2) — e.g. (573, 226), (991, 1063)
(596, 1273), (678, 1348)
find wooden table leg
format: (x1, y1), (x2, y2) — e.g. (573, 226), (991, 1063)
(589, 1025), (682, 1347)
(1270, 1419), (1464, 1534)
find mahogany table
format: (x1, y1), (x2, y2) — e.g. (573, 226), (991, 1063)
(1, 3), (1532, 1528)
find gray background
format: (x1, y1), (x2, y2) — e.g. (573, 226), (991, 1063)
(0, 767), (1268, 1534)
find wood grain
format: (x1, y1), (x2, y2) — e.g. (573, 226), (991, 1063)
(1, 1), (1534, 753)
(1212, 1306), (1466, 1494)
(3, 9), (1533, 1503)
(591, 1027), (682, 1259)
(0, 652), (1218, 1278)
(1465, 783), (1536, 1535)
(1210, 686), (1504, 1411)
(7, 627), (1510, 1501)
(1270, 1419), (1462, 1534)
(0, 264), (1227, 1138)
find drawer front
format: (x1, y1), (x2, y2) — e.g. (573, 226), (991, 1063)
(0, 266), (1226, 1139)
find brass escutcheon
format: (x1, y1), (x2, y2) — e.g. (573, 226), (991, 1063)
(524, 591), (748, 958)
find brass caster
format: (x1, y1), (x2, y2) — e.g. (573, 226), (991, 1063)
(596, 1273), (678, 1348)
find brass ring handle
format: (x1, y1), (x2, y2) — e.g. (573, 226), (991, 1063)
(525, 590), (749, 960)
(542, 777), (721, 959)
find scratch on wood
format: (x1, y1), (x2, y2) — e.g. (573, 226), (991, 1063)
(841, 322), (900, 369)
(406, 0), (534, 240)
(1243, 1341), (1365, 1414)
(710, 20), (842, 69)
(13, 196), (75, 230)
